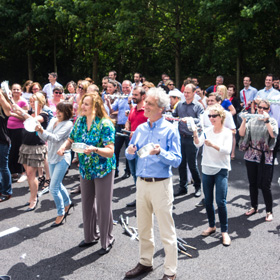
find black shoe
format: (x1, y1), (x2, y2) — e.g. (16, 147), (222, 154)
(25, 199), (38, 212)
(126, 200), (136, 207)
(78, 239), (99, 248)
(98, 239), (115, 255)
(114, 172), (119, 178)
(174, 188), (188, 197)
(50, 215), (66, 227)
(65, 203), (75, 217)
(194, 188), (202, 197)
(121, 173), (130, 180)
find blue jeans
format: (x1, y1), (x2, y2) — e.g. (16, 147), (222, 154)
(0, 143), (12, 196)
(49, 159), (71, 216)
(128, 157), (138, 185)
(202, 169), (228, 232)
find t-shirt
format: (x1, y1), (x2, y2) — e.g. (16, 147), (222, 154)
(7, 99), (28, 129)
(128, 106), (148, 132)
(22, 111), (49, 145)
(221, 99), (232, 111)
(0, 109), (11, 145)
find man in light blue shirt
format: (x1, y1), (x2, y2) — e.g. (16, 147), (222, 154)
(240, 76), (257, 112)
(252, 74), (280, 113)
(125, 87), (181, 280)
(107, 80), (131, 178)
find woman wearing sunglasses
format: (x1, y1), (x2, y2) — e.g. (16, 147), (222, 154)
(239, 100), (278, 222)
(48, 86), (65, 116)
(192, 104), (232, 246)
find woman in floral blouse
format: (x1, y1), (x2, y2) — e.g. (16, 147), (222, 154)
(58, 93), (116, 255)
(239, 100), (278, 222)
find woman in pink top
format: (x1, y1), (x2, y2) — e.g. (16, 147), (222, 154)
(48, 86), (64, 117)
(7, 84), (28, 182)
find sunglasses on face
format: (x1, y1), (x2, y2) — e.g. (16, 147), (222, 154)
(168, 84), (174, 86)
(54, 91), (62, 94)
(78, 86), (84, 90)
(208, 114), (219, 118)
(258, 106), (269, 110)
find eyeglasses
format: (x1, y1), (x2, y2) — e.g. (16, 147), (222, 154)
(208, 114), (219, 118)
(168, 84), (174, 86)
(78, 86), (84, 90)
(54, 91), (62, 94)
(258, 106), (269, 110)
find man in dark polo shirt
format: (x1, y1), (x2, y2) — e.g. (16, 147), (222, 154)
(173, 83), (204, 197)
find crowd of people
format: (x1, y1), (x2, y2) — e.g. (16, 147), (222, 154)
(0, 71), (279, 280)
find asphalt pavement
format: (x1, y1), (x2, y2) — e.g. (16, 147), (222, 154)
(1, 148), (280, 280)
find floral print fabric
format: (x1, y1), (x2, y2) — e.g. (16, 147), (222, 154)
(69, 116), (116, 179)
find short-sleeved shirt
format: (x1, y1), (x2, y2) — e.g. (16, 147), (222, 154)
(22, 111), (49, 145)
(221, 99), (232, 111)
(7, 99), (28, 129)
(128, 106), (148, 132)
(69, 116), (116, 179)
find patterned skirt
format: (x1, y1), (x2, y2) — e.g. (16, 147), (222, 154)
(18, 144), (47, 168)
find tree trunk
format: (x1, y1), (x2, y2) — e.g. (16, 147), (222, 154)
(175, 4), (181, 88)
(27, 52), (33, 80)
(92, 51), (98, 83)
(54, 34), (57, 73)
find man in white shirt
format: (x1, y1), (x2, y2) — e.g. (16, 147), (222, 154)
(42, 72), (63, 100)
(251, 74), (280, 113)
(132, 72), (142, 89)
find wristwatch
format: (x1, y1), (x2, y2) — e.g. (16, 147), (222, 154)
(264, 119), (270, 124)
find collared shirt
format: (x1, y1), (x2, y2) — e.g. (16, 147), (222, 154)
(239, 86), (257, 106)
(269, 95), (280, 127)
(42, 82), (63, 100)
(172, 99), (204, 135)
(125, 117), (181, 178)
(132, 82), (142, 89)
(112, 96), (130, 125)
(39, 118), (73, 165)
(69, 116), (116, 179)
(128, 105), (148, 132)
(254, 87), (280, 100)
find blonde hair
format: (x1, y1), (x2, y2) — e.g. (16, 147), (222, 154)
(78, 93), (115, 124)
(217, 85), (228, 100)
(30, 92), (46, 107)
(208, 104), (226, 124)
(142, 81), (155, 89)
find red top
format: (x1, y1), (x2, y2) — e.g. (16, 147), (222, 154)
(128, 105), (148, 132)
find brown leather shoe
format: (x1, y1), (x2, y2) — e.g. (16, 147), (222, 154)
(125, 263), (153, 278)
(162, 274), (176, 280)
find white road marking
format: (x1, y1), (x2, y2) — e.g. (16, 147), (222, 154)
(0, 227), (20, 237)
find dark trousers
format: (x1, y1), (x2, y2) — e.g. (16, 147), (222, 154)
(114, 125), (130, 175)
(245, 160), (273, 213)
(179, 136), (201, 190)
(8, 128), (24, 174)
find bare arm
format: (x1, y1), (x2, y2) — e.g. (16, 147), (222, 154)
(84, 143), (114, 158)
(0, 92), (11, 116)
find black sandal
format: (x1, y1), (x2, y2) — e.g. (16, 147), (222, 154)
(38, 175), (45, 188)
(43, 179), (50, 189)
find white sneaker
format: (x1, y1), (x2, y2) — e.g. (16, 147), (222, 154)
(17, 174), (27, 183)
(274, 158), (278, 165)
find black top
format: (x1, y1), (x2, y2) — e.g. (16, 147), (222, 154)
(0, 108), (11, 145)
(22, 111), (49, 146)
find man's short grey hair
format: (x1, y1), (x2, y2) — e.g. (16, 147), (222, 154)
(185, 83), (196, 92)
(217, 75), (224, 82)
(122, 80), (132, 87)
(134, 86), (146, 96)
(146, 87), (170, 109)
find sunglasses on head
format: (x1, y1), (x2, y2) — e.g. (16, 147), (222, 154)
(258, 106), (269, 110)
(208, 114), (219, 118)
